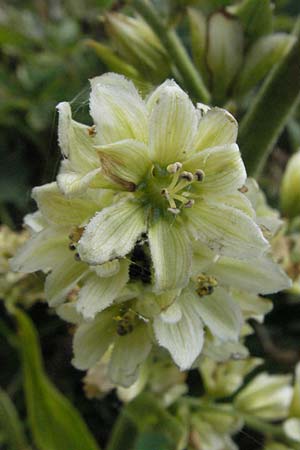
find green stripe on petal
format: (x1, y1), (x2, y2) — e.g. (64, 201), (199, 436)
(45, 252), (88, 306)
(194, 287), (243, 342)
(192, 108), (238, 152)
(72, 309), (116, 370)
(153, 292), (204, 370)
(32, 182), (99, 226)
(210, 254), (291, 295)
(108, 324), (152, 387)
(188, 200), (269, 259)
(149, 219), (192, 292)
(90, 73), (148, 144)
(96, 139), (151, 189)
(183, 143), (246, 195)
(76, 260), (130, 319)
(148, 80), (197, 166)
(78, 200), (146, 265)
(10, 227), (68, 273)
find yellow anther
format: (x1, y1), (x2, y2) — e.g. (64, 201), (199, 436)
(114, 311), (135, 336)
(196, 273), (218, 297)
(69, 226), (85, 243)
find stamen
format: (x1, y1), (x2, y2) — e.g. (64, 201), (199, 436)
(114, 311), (135, 336)
(167, 207), (180, 215)
(196, 273), (218, 297)
(166, 162), (182, 174)
(184, 199), (195, 208)
(69, 227), (84, 243)
(238, 185), (248, 193)
(194, 169), (205, 182)
(180, 171), (194, 182)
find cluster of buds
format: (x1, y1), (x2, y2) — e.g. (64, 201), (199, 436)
(89, 0), (295, 107)
(11, 73), (290, 388)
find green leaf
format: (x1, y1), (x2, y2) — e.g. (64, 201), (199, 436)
(0, 387), (30, 450)
(231, 0), (273, 42)
(14, 309), (101, 450)
(239, 21), (300, 177)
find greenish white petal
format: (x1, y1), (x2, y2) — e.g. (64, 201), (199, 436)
(32, 182), (98, 226)
(153, 292), (204, 370)
(78, 200), (146, 265)
(192, 108), (238, 152)
(160, 301), (182, 324)
(10, 227), (67, 273)
(284, 418), (300, 442)
(72, 309), (116, 370)
(91, 259), (120, 278)
(56, 302), (83, 325)
(45, 252), (88, 306)
(57, 101), (99, 172)
(90, 73), (148, 144)
(188, 200), (269, 259)
(232, 291), (273, 323)
(210, 254), (291, 295)
(149, 219), (192, 292)
(184, 144), (245, 194)
(57, 161), (107, 197)
(148, 80), (197, 165)
(194, 287), (242, 342)
(97, 139), (151, 189)
(108, 324), (152, 387)
(76, 259), (130, 319)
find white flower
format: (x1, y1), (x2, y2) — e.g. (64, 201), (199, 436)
(57, 73), (269, 294)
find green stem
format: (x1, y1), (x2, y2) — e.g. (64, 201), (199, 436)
(106, 410), (138, 450)
(239, 19), (300, 178)
(185, 399), (300, 449)
(133, 0), (210, 103)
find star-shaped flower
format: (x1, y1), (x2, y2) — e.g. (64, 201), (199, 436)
(57, 73), (269, 293)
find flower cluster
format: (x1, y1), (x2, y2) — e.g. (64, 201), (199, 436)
(11, 73), (290, 386)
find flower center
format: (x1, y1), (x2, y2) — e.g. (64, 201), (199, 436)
(140, 161), (204, 216)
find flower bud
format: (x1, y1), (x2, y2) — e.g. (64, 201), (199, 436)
(280, 151), (300, 219)
(234, 372), (293, 420)
(207, 11), (243, 102)
(104, 13), (170, 83)
(199, 356), (262, 398)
